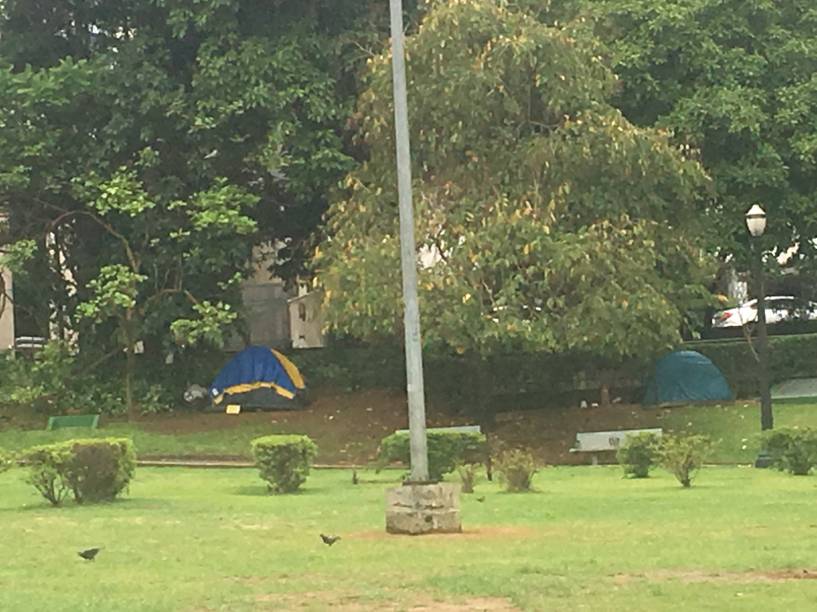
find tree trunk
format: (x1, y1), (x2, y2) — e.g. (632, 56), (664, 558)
(472, 355), (495, 480)
(598, 368), (615, 407)
(600, 383), (611, 408)
(122, 314), (137, 420)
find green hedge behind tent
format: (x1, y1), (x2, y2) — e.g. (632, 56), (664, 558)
(290, 333), (817, 405)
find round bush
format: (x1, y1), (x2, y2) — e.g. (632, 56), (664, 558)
(617, 432), (661, 478)
(495, 449), (538, 492)
(762, 428), (817, 475)
(655, 434), (711, 488)
(251, 435), (318, 493)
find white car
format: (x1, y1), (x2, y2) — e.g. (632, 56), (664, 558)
(712, 296), (817, 328)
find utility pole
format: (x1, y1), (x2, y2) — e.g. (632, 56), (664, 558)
(389, 0), (429, 482)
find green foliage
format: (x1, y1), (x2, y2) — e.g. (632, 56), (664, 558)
(0, 0), (363, 401)
(0, 448), (14, 473)
(251, 435), (318, 493)
(655, 434), (711, 488)
(170, 301), (238, 347)
(78, 265), (147, 321)
(762, 428), (817, 476)
(589, 0), (817, 278)
(0, 341), (79, 414)
(23, 438), (135, 506)
(687, 334), (817, 398)
(0, 340), (181, 416)
(617, 432), (661, 478)
(495, 449), (539, 492)
(24, 444), (71, 506)
(0, 239), (37, 276)
(457, 463), (479, 493)
(377, 430), (487, 482)
(318, 0), (712, 366)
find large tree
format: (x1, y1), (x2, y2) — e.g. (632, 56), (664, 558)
(0, 0), (376, 407)
(585, 0), (817, 278)
(317, 0), (713, 413)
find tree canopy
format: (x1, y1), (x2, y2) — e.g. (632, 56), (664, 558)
(587, 0), (817, 273)
(0, 0), (378, 363)
(318, 0), (713, 365)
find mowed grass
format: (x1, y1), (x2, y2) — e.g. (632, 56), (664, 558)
(659, 400), (817, 463)
(3, 466), (817, 611)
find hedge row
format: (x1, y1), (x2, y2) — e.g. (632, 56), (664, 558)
(293, 333), (817, 403)
(686, 334), (817, 397)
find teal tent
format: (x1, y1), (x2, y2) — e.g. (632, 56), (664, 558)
(643, 350), (733, 406)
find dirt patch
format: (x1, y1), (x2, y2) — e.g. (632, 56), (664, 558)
(132, 389), (483, 464)
(612, 569), (817, 585)
(350, 525), (538, 541)
(254, 591), (518, 611)
(3, 386), (677, 465)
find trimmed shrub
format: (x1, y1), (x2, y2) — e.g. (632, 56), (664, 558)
(617, 432), (661, 478)
(762, 428), (817, 475)
(655, 434), (711, 488)
(495, 449), (538, 492)
(23, 438), (136, 506)
(0, 449), (15, 474)
(377, 430), (487, 481)
(62, 439), (136, 503)
(251, 435), (318, 493)
(457, 463), (479, 493)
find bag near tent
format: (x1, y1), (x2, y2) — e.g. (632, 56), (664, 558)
(643, 350), (733, 406)
(210, 346), (307, 411)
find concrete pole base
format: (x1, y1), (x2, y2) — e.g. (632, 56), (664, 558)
(385, 482), (461, 535)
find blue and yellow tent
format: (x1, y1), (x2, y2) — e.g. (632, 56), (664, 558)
(210, 346), (307, 410)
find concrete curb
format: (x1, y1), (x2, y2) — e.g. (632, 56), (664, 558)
(137, 459), (367, 469)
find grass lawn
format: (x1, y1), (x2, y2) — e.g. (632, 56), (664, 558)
(659, 400), (817, 463)
(3, 465), (817, 611)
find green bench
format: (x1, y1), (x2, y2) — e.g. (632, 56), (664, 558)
(46, 415), (100, 431)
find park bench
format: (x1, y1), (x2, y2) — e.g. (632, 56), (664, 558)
(46, 414), (100, 431)
(394, 425), (482, 436)
(569, 428), (662, 465)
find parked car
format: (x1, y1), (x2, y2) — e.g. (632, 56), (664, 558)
(711, 296), (817, 329)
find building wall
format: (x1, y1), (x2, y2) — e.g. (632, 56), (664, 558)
(241, 280), (292, 348)
(289, 291), (325, 349)
(224, 243), (293, 351)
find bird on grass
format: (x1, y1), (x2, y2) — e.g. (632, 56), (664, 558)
(352, 470), (359, 485)
(78, 548), (102, 561)
(476, 496), (486, 503)
(320, 534), (341, 546)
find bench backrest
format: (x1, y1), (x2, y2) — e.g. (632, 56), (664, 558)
(46, 415), (100, 431)
(394, 425), (482, 436)
(574, 428), (662, 452)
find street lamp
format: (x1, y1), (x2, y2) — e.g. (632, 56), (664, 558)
(745, 204), (773, 468)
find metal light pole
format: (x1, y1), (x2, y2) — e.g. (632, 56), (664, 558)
(389, 0), (429, 482)
(746, 204), (774, 468)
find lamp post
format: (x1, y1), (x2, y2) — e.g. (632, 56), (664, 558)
(389, 0), (429, 481)
(745, 204), (773, 468)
